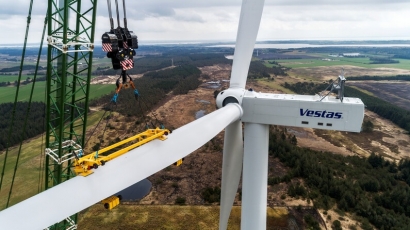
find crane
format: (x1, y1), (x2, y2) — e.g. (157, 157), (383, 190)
(43, 0), (98, 228)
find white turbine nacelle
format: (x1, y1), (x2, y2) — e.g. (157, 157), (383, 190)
(216, 88), (247, 108)
(241, 91), (365, 132)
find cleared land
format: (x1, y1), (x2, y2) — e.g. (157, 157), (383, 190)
(349, 81), (410, 111)
(78, 205), (290, 230)
(2, 59), (410, 229)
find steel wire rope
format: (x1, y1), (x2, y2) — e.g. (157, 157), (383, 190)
(122, 0), (127, 28)
(94, 104), (116, 155)
(139, 96), (164, 128)
(106, 0), (114, 29)
(114, 0), (121, 27)
(6, 2), (48, 208)
(83, 108), (112, 151)
(0, 0), (36, 198)
(136, 96), (152, 129)
(26, 14), (49, 195)
(38, 84), (47, 194)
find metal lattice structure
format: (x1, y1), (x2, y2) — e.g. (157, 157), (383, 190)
(45, 0), (98, 229)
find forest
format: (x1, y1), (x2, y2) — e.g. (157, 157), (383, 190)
(369, 57), (400, 64)
(94, 53), (232, 76)
(0, 63), (203, 150)
(91, 63), (204, 119)
(0, 102), (45, 151)
(248, 61), (288, 79)
(348, 75), (410, 81)
(268, 126), (410, 230)
(0, 48), (231, 148)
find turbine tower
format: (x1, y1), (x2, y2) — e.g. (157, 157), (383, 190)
(0, 0), (364, 229)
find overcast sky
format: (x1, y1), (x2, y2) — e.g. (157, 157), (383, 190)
(0, 0), (409, 44)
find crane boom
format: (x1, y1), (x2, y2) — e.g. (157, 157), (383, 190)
(45, 0), (98, 229)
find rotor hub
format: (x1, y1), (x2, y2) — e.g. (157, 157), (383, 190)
(216, 88), (247, 108)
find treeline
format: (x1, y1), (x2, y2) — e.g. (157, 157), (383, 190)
(393, 49), (410, 59)
(394, 54), (410, 59)
(0, 65), (45, 72)
(369, 57), (399, 64)
(283, 81), (410, 134)
(93, 57), (172, 75)
(282, 81), (327, 95)
(90, 64), (202, 117)
(268, 126), (410, 229)
(94, 53), (232, 76)
(0, 102), (45, 151)
(0, 76), (47, 87)
(248, 61), (288, 79)
(0, 81), (11, 87)
(348, 75), (410, 81)
(344, 86), (410, 133)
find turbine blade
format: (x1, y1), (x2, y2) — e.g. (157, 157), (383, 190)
(219, 120), (243, 230)
(230, 0), (265, 89)
(0, 104), (243, 230)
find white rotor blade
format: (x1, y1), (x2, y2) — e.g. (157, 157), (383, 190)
(230, 0), (265, 89)
(0, 103), (243, 230)
(219, 120), (243, 230)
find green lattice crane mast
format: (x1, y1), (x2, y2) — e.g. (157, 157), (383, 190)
(44, 0), (98, 229)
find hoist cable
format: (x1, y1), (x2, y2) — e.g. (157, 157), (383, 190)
(0, 0), (35, 198)
(114, 0), (121, 27)
(122, 0), (127, 28)
(106, 0), (114, 29)
(140, 96), (163, 128)
(36, 15), (48, 194)
(83, 109), (110, 149)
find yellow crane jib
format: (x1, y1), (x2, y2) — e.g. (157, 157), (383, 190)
(73, 128), (170, 176)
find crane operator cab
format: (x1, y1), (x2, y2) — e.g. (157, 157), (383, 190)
(101, 0), (139, 103)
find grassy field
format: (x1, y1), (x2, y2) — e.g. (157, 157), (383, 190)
(271, 58), (410, 70)
(0, 75), (28, 82)
(0, 82), (115, 103)
(0, 110), (107, 210)
(78, 205), (289, 230)
(256, 79), (295, 94)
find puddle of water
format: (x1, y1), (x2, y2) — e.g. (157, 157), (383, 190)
(196, 99), (210, 104)
(201, 84), (221, 89)
(114, 179), (152, 201)
(195, 110), (206, 119)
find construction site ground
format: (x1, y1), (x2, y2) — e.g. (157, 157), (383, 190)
(79, 64), (410, 229)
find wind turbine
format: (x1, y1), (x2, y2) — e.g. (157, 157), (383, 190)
(0, 0), (364, 229)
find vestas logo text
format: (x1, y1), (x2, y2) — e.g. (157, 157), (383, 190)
(300, 109), (342, 119)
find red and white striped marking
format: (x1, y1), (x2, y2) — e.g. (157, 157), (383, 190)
(123, 41), (128, 49)
(102, 43), (112, 52)
(121, 59), (134, 70)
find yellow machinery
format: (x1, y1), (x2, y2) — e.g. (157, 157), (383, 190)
(73, 128), (170, 176)
(101, 195), (122, 210)
(174, 158), (184, 166)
